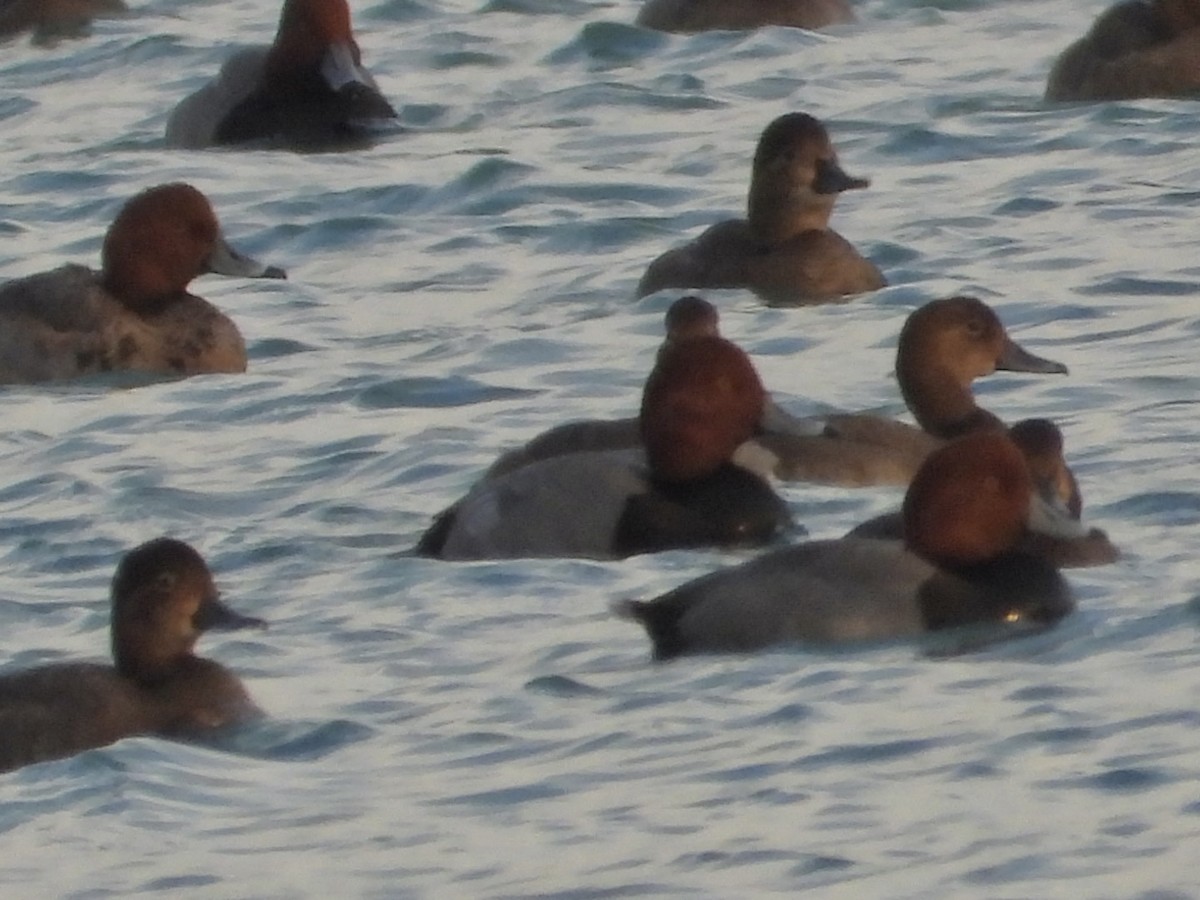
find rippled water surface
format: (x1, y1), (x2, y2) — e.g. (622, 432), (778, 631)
(3, 0), (1200, 895)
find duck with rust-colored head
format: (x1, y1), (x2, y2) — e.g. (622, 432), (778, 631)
(848, 418), (1119, 568)
(636, 113), (884, 306)
(0, 538), (266, 773)
(1045, 0), (1200, 101)
(416, 326), (792, 561)
(166, 0), (397, 150)
(635, 0), (855, 33)
(0, 183), (285, 385)
(617, 431), (1079, 659)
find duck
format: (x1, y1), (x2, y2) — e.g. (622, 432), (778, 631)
(751, 295), (1070, 484)
(636, 112), (885, 306)
(165, 0), (397, 150)
(635, 0), (855, 33)
(1045, 0), (1200, 101)
(0, 183), (285, 385)
(0, 538), (265, 773)
(616, 430), (1080, 659)
(490, 295), (1068, 489)
(0, 0), (125, 42)
(847, 419), (1119, 568)
(416, 329), (793, 561)
(485, 296), (821, 480)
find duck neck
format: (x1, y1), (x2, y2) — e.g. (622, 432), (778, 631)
(747, 184), (834, 246)
(899, 364), (1003, 439)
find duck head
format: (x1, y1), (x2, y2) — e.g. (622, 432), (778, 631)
(747, 112), (870, 244)
(110, 538), (266, 685)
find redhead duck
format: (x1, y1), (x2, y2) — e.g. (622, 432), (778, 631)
(617, 431), (1079, 659)
(636, 113), (885, 306)
(417, 331), (792, 561)
(490, 296), (1067, 489)
(1045, 0), (1200, 101)
(165, 0), (397, 150)
(848, 419), (1119, 568)
(754, 296), (1070, 484)
(0, 538), (265, 773)
(0, 0), (124, 42)
(484, 297), (820, 481)
(636, 0), (854, 32)
(0, 183), (285, 385)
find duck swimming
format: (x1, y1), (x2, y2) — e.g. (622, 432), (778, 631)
(636, 112), (885, 306)
(635, 0), (855, 33)
(165, 0), (397, 150)
(417, 328), (792, 561)
(1045, 0), (1200, 101)
(847, 419), (1119, 568)
(0, 182), (285, 385)
(490, 295), (1067, 489)
(0, 538), (265, 773)
(617, 431), (1080, 659)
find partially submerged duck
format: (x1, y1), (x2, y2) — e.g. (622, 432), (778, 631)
(617, 431), (1080, 659)
(636, 113), (885, 306)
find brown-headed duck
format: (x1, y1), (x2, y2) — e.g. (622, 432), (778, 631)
(0, 0), (125, 42)
(416, 329), (792, 561)
(165, 0), (397, 150)
(754, 295), (1070, 484)
(1045, 0), (1200, 101)
(636, 113), (885, 306)
(847, 419), (1119, 568)
(0, 538), (265, 773)
(635, 0), (854, 33)
(485, 296), (820, 480)
(490, 295), (1067, 489)
(0, 183), (285, 385)
(617, 431), (1080, 659)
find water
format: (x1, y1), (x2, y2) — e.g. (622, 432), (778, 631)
(2, 0), (1200, 895)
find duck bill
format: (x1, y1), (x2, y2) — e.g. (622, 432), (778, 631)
(321, 42), (398, 123)
(194, 594), (268, 632)
(205, 236), (287, 280)
(321, 41), (373, 92)
(1027, 493), (1090, 540)
(996, 337), (1068, 375)
(813, 158), (870, 195)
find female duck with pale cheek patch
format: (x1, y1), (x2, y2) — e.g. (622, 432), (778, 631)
(1045, 0), (1200, 101)
(617, 431), (1079, 660)
(166, 0), (397, 150)
(635, 0), (855, 33)
(0, 0), (125, 43)
(0, 538), (266, 774)
(636, 113), (885, 306)
(0, 183), (285, 385)
(416, 331), (792, 561)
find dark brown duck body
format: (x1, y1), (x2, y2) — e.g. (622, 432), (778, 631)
(0, 538), (265, 773)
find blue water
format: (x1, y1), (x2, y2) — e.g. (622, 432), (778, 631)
(3, 0), (1200, 894)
